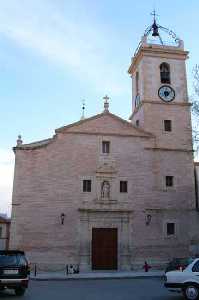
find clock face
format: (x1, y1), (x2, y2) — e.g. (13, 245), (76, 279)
(158, 85), (175, 102)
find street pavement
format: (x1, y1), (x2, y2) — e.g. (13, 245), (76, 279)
(0, 278), (183, 300)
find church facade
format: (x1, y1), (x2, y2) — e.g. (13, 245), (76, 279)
(10, 21), (199, 271)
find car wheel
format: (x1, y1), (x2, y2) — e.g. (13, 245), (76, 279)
(183, 284), (199, 300)
(15, 287), (26, 296)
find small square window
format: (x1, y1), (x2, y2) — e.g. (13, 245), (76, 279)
(102, 141), (110, 154)
(167, 223), (175, 235)
(120, 181), (128, 193)
(166, 176), (173, 187)
(83, 180), (91, 192)
(164, 120), (172, 132)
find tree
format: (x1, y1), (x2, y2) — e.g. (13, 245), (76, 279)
(192, 65), (199, 157)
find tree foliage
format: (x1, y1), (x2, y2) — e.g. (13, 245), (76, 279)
(192, 65), (199, 115)
(192, 65), (199, 157)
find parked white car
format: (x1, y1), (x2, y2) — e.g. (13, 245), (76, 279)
(165, 258), (199, 300)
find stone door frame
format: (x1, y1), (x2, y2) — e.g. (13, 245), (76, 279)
(79, 209), (132, 271)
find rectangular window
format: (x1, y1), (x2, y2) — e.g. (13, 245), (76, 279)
(120, 181), (128, 193)
(83, 180), (91, 192)
(102, 141), (110, 154)
(0, 227), (2, 238)
(166, 176), (174, 187)
(167, 223), (175, 235)
(164, 120), (172, 132)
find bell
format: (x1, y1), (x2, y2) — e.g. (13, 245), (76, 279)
(152, 21), (159, 37)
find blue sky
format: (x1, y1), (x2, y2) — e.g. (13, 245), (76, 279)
(0, 0), (198, 215)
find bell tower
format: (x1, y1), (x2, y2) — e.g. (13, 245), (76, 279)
(128, 14), (192, 151)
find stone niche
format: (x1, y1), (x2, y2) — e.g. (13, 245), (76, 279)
(95, 158), (118, 203)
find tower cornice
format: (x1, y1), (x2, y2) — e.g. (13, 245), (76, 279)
(128, 44), (189, 74)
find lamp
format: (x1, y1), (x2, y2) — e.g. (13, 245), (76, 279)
(145, 214), (152, 226)
(60, 213), (65, 225)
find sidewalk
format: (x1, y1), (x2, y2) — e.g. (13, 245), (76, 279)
(30, 270), (164, 281)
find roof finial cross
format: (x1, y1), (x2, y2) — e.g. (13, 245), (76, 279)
(103, 95), (109, 112)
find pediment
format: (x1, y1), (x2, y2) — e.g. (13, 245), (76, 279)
(56, 112), (153, 137)
(96, 161), (117, 175)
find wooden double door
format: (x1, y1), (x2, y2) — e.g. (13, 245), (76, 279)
(92, 228), (118, 270)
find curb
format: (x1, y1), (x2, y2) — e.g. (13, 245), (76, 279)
(30, 274), (164, 281)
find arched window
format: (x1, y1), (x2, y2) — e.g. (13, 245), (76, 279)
(160, 63), (170, 84)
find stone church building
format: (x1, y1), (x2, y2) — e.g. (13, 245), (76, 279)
(10, 19), (199, 271)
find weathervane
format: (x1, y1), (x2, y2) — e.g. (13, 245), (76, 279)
(103, 95), (109, 112)
(81, 99), (85, 120)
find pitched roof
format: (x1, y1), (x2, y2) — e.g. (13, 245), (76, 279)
(55, 111), (153, 137)
(13, 138), (53, 151)
(14, 111), (154, 151)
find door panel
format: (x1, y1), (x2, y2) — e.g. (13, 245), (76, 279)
(92, 228), (117, 270)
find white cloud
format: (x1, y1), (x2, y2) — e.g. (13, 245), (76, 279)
(0, 1), (128, 216)
(0, 149), (14, 216)
(0, 0), (127, 95)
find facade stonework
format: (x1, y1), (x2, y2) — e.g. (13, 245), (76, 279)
(10, 30), (199, 271)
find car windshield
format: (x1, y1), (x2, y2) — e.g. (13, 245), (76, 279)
(0, 254), (21, 267)
(183, 258), (195, 271)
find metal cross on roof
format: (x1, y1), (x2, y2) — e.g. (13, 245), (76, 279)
(103, 95), (109, 103)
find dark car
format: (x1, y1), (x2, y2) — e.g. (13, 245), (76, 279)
(0, 250), (30, 296)
(165, 257), (194, 273)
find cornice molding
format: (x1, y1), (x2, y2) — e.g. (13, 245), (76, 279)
(145, 147), (193, 152)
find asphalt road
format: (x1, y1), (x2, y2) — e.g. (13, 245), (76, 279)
(0, 278), (183, 300)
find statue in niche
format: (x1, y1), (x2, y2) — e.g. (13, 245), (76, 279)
(101, 181), (110, 198)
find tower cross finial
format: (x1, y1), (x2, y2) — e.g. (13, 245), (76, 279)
(151, 9), (159, 22)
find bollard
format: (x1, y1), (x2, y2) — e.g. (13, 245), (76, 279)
(34, 264), (37, 277)
(66, 264), (68, 275)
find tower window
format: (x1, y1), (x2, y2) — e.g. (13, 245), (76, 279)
(167, 223), (175, 236)
(136, 120), (139, 127)
(166, 176), (174, 187)
(135, 71), (139, 95)
(83, 180), (91, 192)
(120, 181), (128, 193)
(102, 141), (110, 154)
(160, 63), (170, 84)
(164, 120), (172, 132)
